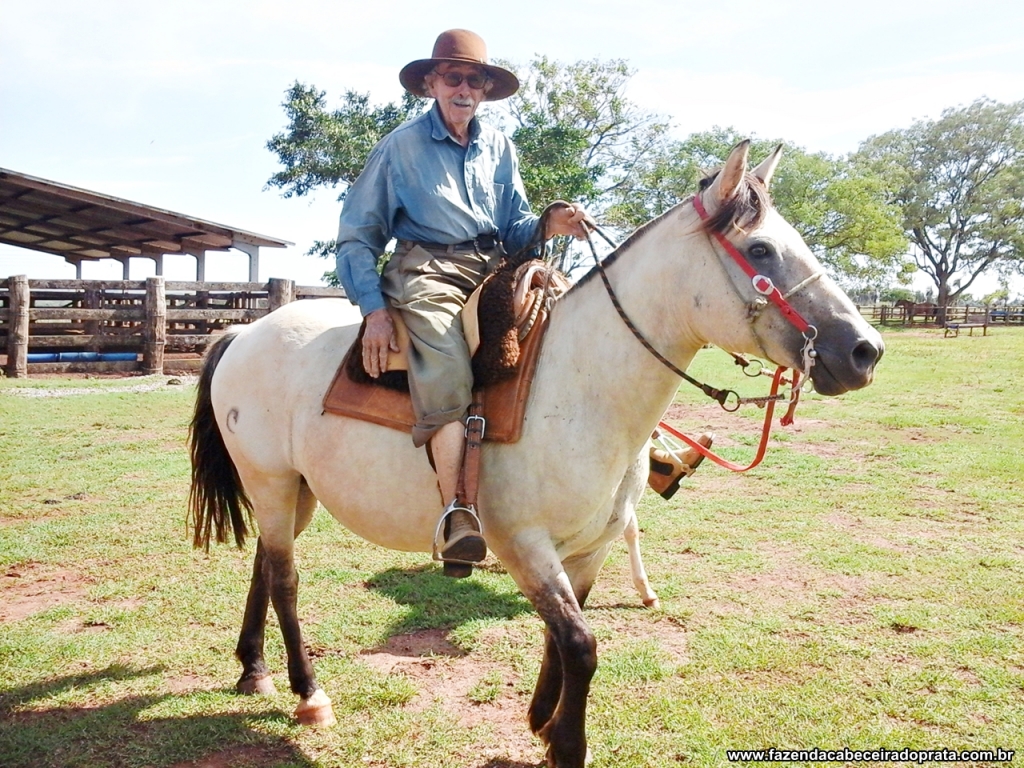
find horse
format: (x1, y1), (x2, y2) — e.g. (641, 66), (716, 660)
(894, 298), (938, 323)
(188, 141), (884, 768)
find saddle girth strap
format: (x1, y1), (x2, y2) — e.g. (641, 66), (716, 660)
(457, 390), (486, 511)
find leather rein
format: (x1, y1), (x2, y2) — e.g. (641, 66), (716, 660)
(584, 194), (822, 472)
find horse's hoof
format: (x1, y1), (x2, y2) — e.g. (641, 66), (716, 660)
(643, 597), (661, 610)
(294, 689), (336, 727)
(236, 675), (277, 695)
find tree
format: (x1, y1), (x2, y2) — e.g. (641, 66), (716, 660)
(265, 83), (427, 274)
(606, 128), (909, 287)
(489, 56), (670, 271)
(495, 56), (669, 209)
(856, 98), (1024, 312)
(266, 82), (426, 199)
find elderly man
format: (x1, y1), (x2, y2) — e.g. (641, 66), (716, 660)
(336, 30), (589, 572)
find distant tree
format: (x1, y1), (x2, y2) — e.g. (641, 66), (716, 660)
(265, 83), (427, 278)
(266, 83), (426, 199)
(491, 56), (670, 271)
(607, 127), (909, 287)
(856, 98), (1024, 314)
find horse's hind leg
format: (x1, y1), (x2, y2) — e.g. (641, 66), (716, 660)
(235, 478), (318, 697)
(623, 512), (659, 609)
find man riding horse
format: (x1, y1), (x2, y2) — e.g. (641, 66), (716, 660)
(336, 30), (707, 573)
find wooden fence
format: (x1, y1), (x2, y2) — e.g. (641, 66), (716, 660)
(0, 276), (344, 377)
(856, 304), (1024, 327)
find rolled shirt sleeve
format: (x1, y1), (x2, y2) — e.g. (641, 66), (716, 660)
(335, 144), (395, 316)
(336, 103), (541, 315)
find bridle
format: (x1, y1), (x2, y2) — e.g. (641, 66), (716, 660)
(583, 193), (824, 471)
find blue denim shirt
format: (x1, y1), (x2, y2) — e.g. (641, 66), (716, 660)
(335, 102), (540, 315)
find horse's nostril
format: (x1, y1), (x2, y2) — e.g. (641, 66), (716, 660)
(852, 339), (882, 371)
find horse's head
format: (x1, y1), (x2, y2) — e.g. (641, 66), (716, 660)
(692, 141), (883, 396)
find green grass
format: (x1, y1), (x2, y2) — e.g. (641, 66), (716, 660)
(2, 329), (1023, 767)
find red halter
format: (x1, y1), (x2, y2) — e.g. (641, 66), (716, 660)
(653, 195), (822, 472)
(691, 194), (813, 334)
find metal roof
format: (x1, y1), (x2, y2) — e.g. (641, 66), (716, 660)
(0, 167), (291, 266)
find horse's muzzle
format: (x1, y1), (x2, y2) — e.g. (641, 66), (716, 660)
(810, 335), (884, 396)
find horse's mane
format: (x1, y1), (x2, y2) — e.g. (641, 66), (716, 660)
(568, 171), (773, 294)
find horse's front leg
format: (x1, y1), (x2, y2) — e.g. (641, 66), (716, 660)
(504, 542), (612, 768)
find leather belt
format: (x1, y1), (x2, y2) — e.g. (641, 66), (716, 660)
(399, 233), (500, 254)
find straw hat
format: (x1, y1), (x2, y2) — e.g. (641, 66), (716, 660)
(399, 29), (519, 102)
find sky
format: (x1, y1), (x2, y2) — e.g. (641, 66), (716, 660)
(2, 0), (1023, 295)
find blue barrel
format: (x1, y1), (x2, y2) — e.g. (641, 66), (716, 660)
(26, 352), (139, 363)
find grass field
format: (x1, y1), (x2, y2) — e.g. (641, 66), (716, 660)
(1, 327), (1023, 767)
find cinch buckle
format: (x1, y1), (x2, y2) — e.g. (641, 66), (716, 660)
(465, 414), (486, 441)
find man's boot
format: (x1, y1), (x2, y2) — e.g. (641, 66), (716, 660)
(648, 432), (714, 499)
(430, 421), (486, 578)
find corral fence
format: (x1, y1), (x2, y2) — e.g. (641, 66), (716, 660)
(856, 304), (1024, 327)
(0, 275), (344, 377)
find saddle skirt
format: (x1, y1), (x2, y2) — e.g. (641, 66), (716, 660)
(322, 259), (568, 444)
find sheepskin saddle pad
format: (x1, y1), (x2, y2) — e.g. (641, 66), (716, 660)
(322, 259), (569, 444)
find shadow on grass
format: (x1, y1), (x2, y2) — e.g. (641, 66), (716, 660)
(365, 563), (534, 637)
(0, 664), (314, 768)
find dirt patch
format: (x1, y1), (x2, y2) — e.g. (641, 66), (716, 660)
(360, 628), (541, 764)
(0, 376), (195, 398)
(0, 563), (92, 622)
(165, 673), (213, 694)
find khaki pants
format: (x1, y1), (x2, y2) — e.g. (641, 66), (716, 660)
(380, 241), (501, 447)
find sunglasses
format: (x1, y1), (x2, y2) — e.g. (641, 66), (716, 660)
(434, 70), (490, 90)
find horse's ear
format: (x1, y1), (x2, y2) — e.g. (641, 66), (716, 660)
(706, 140), (750, 205)
(752, 144), (783, 188)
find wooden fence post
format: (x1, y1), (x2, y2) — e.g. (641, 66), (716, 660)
(6, 275), (29, 379)
(84, 286), (101, 345)
(143, 276), (166, 375)
(268, 278), (295, 312)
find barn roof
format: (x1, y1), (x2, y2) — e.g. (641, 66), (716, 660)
(0, 167), (291, 270)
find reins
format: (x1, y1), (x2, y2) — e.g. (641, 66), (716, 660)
(579, 194), (821, 472)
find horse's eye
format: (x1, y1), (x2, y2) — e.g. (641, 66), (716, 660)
(748, 243), (772, 259)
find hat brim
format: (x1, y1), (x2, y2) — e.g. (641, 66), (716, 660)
(399, 58), (519, 102)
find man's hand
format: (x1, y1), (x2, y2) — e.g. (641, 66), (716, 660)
(362, 308), (398, 378)
(545, 202), (595, 240)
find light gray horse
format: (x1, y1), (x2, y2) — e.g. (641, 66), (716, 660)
(189, 142), (883, 767)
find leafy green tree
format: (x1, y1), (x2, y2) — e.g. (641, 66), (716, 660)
(495, 56), (669, 209)
(266, 83), (426, 199)
(856, 98), (1024, 312)
(607, 127), (909, 287)
(265, 83), (426, 277)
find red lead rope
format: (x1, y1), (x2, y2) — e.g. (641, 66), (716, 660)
(657, 366), (788, 472)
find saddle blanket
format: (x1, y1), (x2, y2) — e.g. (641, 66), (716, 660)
(322, 310), (549, 444)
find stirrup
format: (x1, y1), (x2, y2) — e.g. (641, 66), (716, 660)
(432, 499), (485, 565)
(648, 431), (714, 500)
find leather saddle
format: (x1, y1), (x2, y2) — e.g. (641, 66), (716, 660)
(322, 260), (569, 444)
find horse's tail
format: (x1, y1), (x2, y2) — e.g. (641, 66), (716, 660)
(188, 331), (252, 551)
